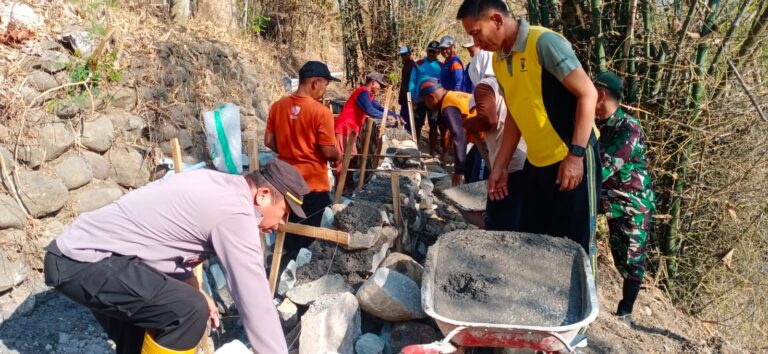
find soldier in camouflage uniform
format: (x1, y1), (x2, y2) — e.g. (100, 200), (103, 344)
(593, 71), (655, 326)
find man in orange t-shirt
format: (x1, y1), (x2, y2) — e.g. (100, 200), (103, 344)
(265, 61), (340, 253)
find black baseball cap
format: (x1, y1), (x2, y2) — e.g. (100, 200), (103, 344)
(260, 159), (310, 218)
(298, 61), (341, 82)
(593, 71), (623, 100)
(427, 41), (440, 52)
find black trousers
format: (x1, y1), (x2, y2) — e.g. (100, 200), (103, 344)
(485, 170), (524, 231)
(43, 242), (207, 354)
(517, 143), (601, 258)
(284, 191), (331, 253)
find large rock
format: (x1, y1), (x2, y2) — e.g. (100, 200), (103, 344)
(299, 292), (361, 354)
(108, 145), (150, 188)
(17, 172), (68, 217)
(18, 118), (74, 166)
(0, 145), (14, 172)
(81, 151), (111, 179)
(26, 70), (58, 92)
(111, 87), (137, 110)
(35, 218), (67, 252)
(356, 268), (426, 321)
(0, 194), (26, 229)
(80, 115), (114, 152)
(55, 155), (93, 189)
(388, 322), (441, 354)
(38, 50), (70, 74)
(106, 109), (147, 141)
(355, 333), (385, 354)
(54, 101), (80, 119)
(0, 249), (28, 292)
(70, 181), (124, 213)
(276, 298), (299, 332)
(379, 252), (423, 286)
(286, 273), (353, 306)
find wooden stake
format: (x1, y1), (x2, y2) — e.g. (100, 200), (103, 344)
(171, 138), (212, 354)
(170, 138), (183, 173)
(373, 87), (394, 168)
(391, 171), (402, 252)
(357, 118), (375, 192)
(406, 92), (417, 142)
(268, 230), (286, 295)
(247, 136), (260, 172)
(334, 130), (357, 204)
(246, 136), (267, 262)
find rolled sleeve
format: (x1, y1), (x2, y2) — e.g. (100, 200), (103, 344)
(536, 32), (582, 81)
(211, 216), (288, 354)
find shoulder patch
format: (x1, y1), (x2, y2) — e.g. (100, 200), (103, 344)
(450, 62), (463, 71)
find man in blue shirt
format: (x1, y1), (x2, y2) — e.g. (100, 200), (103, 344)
(439, 35), (470, 93)
(408, 41), (444, 153)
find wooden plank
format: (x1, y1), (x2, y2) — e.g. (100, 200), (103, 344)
(406, 92), (417, 142)
(268, 230), (286, 295)
(356, 118), (375, 192)
(373, 87), (394, 169)
(170, 138), (183, 173)
(333, 130), (357, 204)
(345, 168), (428, 174)
(277, 223), (350, 245)
(391, 171), (402, 252)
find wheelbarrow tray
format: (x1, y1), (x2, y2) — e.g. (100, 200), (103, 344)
(421, 235), (599, 352)
(440, 180), (487, 228)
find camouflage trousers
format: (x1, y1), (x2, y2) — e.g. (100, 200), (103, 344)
(607, 209), (651, 282)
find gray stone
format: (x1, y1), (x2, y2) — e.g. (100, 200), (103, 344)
(388, 322), (441, 354)
(277, 298), (298, 332)
(19, 119), (75, 165)
(379, 252), (423, 286)
(299, 292), (360, 354)
(19, 86), (41, 106)
(347, 226), (386, 251)
(111, 87), (137, 110)
(81, 151), (111, 180)
(356, 268), (426, 321)
(26, 70), (58, 92)
(54, 102), (80, 119)
(355, 333), (385, 354)
(107, 145), (150, 188)
(70, 181), (124, 214)
(286, 273), (353, 306)
(35, 218), (67, 251)
(107, 109), (146, 141)
(0, 249), (28, 292)
(16, 294), (36, 316)
(38, 50), (69, 73)
(17, 172), (68, 217)
(0, 145), (14, 173)
(55, 155), (93, 189)
(0, 194), (26, 230)
(81, 115), (114, 152)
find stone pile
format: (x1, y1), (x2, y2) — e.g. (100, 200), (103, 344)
(273, 134), (477, 354)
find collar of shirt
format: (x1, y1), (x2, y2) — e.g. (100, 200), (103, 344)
(497, 18), (530, 60)
(598, 107), (625, 128)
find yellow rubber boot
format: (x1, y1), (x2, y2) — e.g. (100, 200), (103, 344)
(141, 331), (196, 354)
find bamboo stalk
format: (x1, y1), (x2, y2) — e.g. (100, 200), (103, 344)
(407, 92), (417, 142)
(727, 59), (768, 124)
(706, 0), (749, 78)
(390, 171), (401, 252)
(268, 230), (286, 295)
(591, 0), (606, 71)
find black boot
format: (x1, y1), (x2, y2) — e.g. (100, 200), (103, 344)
(617, 278), (642, 322)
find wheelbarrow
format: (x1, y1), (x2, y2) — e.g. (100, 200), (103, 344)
(404, 232), (599, 353)
(440, 180), (487, 229)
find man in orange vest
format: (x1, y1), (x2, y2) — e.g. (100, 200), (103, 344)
(335, 72), (401, 193)
(419, 78), (474, 186)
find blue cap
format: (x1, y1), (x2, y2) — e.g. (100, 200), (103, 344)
(418, 78), (441, 98)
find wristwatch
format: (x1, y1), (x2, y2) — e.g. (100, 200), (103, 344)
(569, 144), (586, 157)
